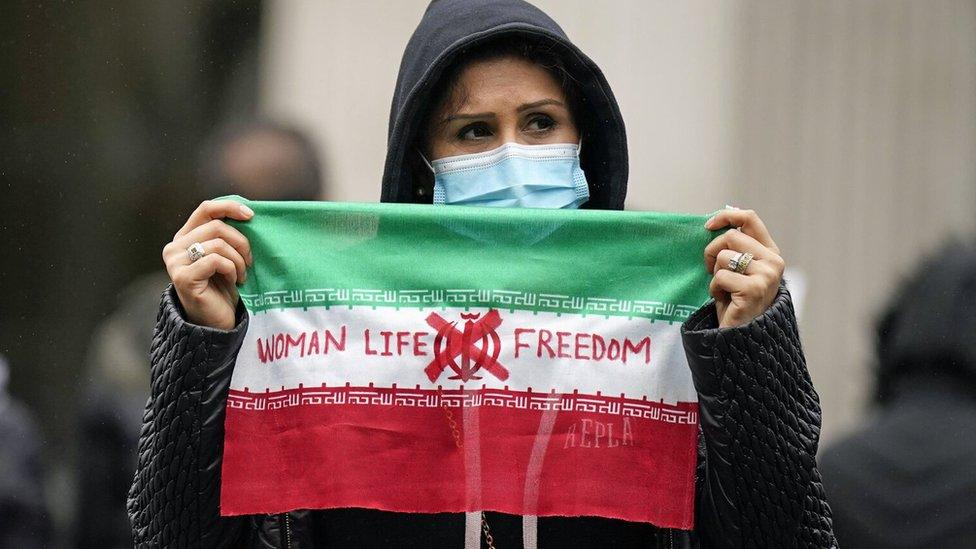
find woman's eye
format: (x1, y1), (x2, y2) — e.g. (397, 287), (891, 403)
(526, 115), (557, 133)
(457, 123), (491, 141)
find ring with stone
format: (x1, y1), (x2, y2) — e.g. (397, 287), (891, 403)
(186, 242), (207, 263)
(731, 252), (753, 274)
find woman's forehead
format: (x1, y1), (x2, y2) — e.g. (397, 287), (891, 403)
(448, 56), (567, 114)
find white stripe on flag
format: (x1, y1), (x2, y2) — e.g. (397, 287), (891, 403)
(235, 306), (696, 404)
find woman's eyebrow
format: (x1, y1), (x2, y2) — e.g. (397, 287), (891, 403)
(440, 99), (565, 125)
(442, 112), (496, 123)
(517, 99), (564, 112)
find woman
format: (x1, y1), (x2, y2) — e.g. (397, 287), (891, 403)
(129, 0), (835, 547)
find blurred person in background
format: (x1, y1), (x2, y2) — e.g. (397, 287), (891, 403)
(197, 120), (324, 202)
(74, 272), (170, 549)
(821, 240), (976, 548)
(73, 120), (322, 549)
(0, 354), (52, 549)
(129, 0), (835, 547)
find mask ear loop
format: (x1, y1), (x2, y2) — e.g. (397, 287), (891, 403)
(415, 148), (439, 201)
(417, 148), (435, 174)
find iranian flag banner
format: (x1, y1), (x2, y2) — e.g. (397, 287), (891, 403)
(220, 198), (712, 529)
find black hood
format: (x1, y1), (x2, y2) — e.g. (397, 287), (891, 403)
(381, 0), (628, 209)
(875, 240), (976, 402)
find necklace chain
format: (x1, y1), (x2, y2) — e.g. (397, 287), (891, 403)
(481, 513), (496, 549)
(439, 391), (497, 549)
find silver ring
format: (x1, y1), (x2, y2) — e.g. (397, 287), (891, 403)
(186, 242), (206, 263)
(728, 252), (744, 272)
(730, 252), (753, 274)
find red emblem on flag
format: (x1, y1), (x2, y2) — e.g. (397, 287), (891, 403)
(424, 309), (509, 382)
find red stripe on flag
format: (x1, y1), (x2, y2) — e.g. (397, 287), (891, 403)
(220, 387), (698, 529)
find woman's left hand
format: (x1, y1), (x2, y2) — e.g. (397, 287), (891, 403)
(703, 208), (786, 328)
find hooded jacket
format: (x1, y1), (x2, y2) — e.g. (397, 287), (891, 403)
(821, 241), (976, 547)
(381, 0), (627, 210)
(128, 1), (836, 547)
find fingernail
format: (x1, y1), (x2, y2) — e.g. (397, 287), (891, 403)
(705, 216), (716, 229)
(240, 204), (254, 218)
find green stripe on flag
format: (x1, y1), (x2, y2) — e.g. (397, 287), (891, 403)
(222, 197), (715, 323)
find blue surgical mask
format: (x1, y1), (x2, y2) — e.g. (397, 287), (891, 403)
(422, 142), (589, 209)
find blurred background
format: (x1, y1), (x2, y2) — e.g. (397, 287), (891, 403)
(1, 0), (975, 547)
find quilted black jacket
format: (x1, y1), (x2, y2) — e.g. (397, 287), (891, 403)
(127, 284), (836, 548)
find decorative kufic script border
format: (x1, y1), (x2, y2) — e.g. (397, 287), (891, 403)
(239, 288), (701, 323)
(227, 384), (699, 425)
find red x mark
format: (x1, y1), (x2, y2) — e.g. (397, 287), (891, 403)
(424, 309), (509, 382)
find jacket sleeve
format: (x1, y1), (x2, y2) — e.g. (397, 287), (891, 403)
(681, 287), (836, 548)
(127, 284), (248, 548)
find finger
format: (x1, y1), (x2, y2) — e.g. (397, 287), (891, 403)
(709, 269), (746, 303)
(705, 208), (778, 253)
(175, 200), (254, 238)
(708, 273), (730, 303)
(175, 253), (239, 290)
(715, 249), (784, 290)
(710, 268), (768, 310)
(170, 219), (253, 266)
(198, 238), (247, 283)
(710, 270), (757, 327)
(704, 229), (772, 273)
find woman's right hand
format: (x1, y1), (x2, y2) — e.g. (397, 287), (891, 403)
(162, 200), (255, 330)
